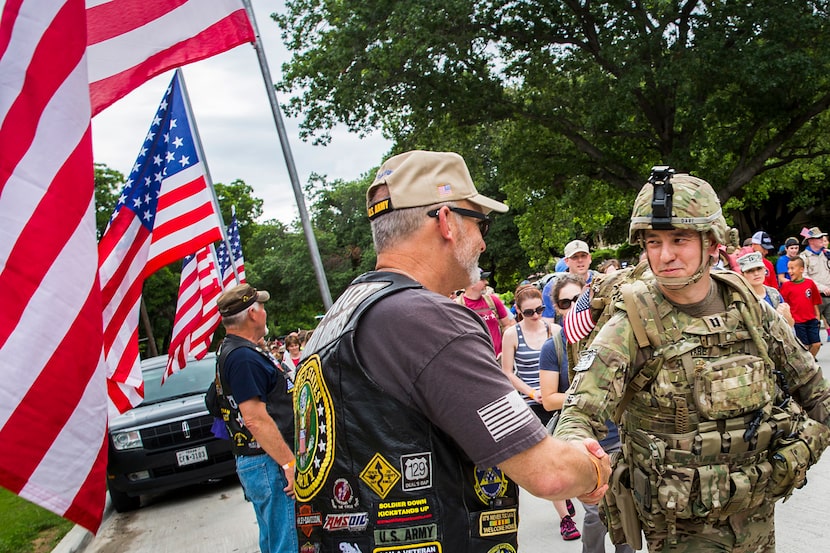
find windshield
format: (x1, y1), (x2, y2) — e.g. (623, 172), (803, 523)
(141, 357), (216, 405)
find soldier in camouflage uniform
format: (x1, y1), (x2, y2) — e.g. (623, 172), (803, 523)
(554, 167), (830, 552)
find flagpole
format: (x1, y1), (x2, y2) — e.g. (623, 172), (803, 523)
(174, 68), (239, 279)
(241, 0), (333, 309)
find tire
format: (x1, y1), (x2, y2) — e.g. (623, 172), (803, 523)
(108, 487), (140, 512)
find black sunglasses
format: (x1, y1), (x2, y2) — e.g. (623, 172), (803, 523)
(556, 295), (580, 310)
(427, 206), (491, 238)
(521, 305), (545, 317)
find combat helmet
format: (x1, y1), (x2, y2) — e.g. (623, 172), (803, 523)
(629, 166), (732, 246)
(629, 166), (737, 289)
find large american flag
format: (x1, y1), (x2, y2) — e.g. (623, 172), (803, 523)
(165, 211), (246, 380)
(86, 0), (254, 116)
(99, 71), (223, 415)
(0, 0), (108, 533)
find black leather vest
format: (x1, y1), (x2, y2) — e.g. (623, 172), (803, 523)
(216, 334), (294, 456)
(293, 272), (519, 552)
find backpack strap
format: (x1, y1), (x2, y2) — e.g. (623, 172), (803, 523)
(613, 280), (665, 425)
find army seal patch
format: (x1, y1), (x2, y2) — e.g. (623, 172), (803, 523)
(295, 354), (335, 501)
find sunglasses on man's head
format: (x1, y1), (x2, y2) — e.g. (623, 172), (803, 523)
(556, 295), (580, 310)
(521, 306), (545, 317)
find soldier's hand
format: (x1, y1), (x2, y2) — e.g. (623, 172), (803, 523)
(577, 438), (610, 504)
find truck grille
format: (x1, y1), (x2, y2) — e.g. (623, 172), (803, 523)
(140, 415), (215, 450)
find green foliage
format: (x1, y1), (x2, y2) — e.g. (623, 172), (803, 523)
(275, 0), (830, 242)
(0, 488), (73, 553)
(93, 163), (124, 239)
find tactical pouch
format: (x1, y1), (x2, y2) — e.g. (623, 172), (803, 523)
(603, 460), (643, 550)
(693, 354), (771, 420)
(768, 437), (811, 500)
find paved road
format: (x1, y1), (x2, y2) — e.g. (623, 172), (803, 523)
(62, 340), (830, 553)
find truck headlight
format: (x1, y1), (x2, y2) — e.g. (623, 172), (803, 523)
(111, 430), (143, 450)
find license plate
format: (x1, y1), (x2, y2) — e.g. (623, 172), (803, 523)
(176, 446), (208, 466)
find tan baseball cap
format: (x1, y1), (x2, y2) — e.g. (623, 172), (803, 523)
(217, 283), (270, 316)
(564, 240), (590, 258)
(366, 150), (508, 219)
(737, 251), (764, 272)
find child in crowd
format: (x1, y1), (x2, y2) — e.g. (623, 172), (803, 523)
(780, 257), (822, 357)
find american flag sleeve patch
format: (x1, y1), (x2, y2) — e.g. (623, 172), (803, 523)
(477, 391), (536, 442)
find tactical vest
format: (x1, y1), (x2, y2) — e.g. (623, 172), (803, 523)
(215, 335), (295, 456)
(293, 272), (520, 552)
(606, 272), (829, 535)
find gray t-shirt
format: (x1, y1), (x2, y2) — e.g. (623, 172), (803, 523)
(354, 286), (546, 467)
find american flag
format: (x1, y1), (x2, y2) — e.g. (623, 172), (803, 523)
(563, 288), (595, 344)
(216, 210), (246, 286)
(165, 211), (246, 380)
(99, 71), (223, 415)
(0, 0), (108, 533)
(86, 0), (254, 116)
(165, 248), (222, 380)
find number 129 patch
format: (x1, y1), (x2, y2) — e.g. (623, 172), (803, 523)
(400, 452), (432, 491)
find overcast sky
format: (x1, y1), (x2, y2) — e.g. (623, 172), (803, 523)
(90, 0), (391, 225)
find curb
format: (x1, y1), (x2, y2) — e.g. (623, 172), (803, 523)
(52, 494), (113, 553)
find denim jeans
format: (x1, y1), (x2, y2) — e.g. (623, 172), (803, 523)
(236, 454), (297, 553)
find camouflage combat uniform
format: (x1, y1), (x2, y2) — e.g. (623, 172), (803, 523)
(554, 167), (830, 553)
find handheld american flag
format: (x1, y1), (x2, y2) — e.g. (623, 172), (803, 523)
(99, 71), (222, 415)
(0, 0), (108, 532)
(165, 210), (246, 380)
(86, 0), (254, 116)
(563, 288), (595, 344)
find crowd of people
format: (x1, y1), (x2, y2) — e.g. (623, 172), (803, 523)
(209, 150), (830, 553)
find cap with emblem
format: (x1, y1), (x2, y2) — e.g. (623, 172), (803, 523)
(564, 240), (590, 258)
(751, 231), (774, 251)
(366, 150), (508, 220)
(802, 226), (827, 244)
(737, 252), (765, 273)
(217, 283), (270, 317)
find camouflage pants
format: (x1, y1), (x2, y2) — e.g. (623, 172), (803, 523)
(644, 501), (775, 553)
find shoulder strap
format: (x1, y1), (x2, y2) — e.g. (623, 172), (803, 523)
(484, 293), (497, 314)
(613, 280), (665, 424)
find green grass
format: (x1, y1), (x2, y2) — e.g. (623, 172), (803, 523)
(0, 487), (74, 553)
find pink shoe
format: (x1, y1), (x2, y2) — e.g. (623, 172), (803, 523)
(560, 515), (581, 541)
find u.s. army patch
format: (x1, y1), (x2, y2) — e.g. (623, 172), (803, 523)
(295, 354), (335, 501)
(574, 349), (597, 372)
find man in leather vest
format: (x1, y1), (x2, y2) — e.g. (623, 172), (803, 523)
(554, 167), (830, 552)
(215, 283), (296, 553)
(293, 150), (611, 552)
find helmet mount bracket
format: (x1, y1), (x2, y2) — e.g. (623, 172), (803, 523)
(649, 166), (675, 230)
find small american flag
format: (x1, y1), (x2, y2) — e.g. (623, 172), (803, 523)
(437, 183), (452, 196)
(99, 71), (223, 415)
(216, 209), (246, 287)
(563, 288), (595, 344)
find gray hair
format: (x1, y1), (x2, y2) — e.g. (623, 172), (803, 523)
(371, 200), (459, 253)
(221, 301), (263, 329)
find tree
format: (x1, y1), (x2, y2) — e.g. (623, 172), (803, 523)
(94, 163), (124, 238)
(275, 0), (830, 246)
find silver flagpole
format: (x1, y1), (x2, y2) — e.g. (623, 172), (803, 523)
(175, 68), (237, 275)
(241, 0), (333, 309)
